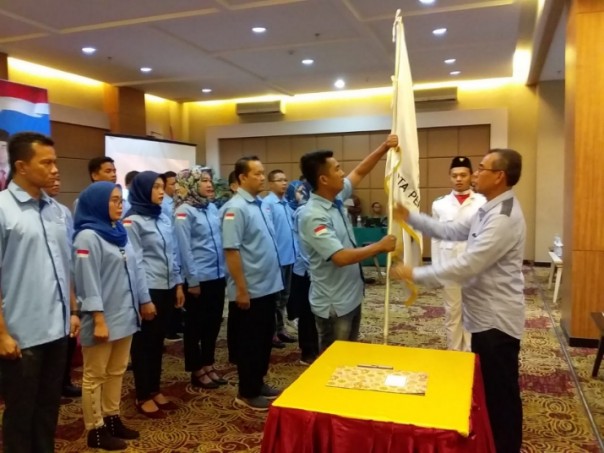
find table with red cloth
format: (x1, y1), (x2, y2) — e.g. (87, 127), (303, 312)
(261, 341), (495, 453)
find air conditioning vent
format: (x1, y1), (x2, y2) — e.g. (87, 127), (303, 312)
(414, 87), (458, 103)
(236, 100), (284, 115)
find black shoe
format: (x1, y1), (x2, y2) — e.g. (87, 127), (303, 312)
(277, 332), (297, 343)
(103, 415), (139, 440)
(164, 333), (182, 342)
(87, 425), (127, 451)
(62, 384), (82, 397)
(190, 372), (219, 389)
(272, 338), (286, 349)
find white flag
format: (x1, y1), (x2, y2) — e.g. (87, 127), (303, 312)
(385, 10), (423, 308)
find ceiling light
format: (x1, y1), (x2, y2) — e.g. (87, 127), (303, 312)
(450, 71), (461, 76)
(202, 88), (212, 93)
(302, 59), (314, 66)
(419, 0), (435, 4)
(432, 28), (447, 36)
(444, 58), (456, 64)
(81, 47), (96, 55)
(252, 27), (267, 34)
(140, 67), (152, 73)
(334, 79), (346, 89)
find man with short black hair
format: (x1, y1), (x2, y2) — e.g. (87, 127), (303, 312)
(222, 156), (283, 411)
(88, 156), (117, 183)
(0, 132), (79, 452)
(392, 148), (526, 453)
(160, 170), (177, 220)
(299, 135), (398, 352)
(431, 156), (485, 352)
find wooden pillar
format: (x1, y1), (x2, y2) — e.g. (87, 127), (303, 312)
(0, 52), (9, 80)
(561, 0), (604, 346)
(103, 85), (146, 136)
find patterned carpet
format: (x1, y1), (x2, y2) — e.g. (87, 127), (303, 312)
(1, 266), (603, 452)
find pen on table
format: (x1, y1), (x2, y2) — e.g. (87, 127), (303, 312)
(356, 364), (394, 370)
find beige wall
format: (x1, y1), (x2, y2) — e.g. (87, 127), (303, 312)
(535, 81), (565, 262)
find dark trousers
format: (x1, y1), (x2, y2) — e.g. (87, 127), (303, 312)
(131, 288), (174, 401)
(1, 336), (67, 453)
(227, 301), (239, 364)
(183, 278), (226, 371)
(62, 336), (77, 387)
(291, 273), (319, 359)
(233, 293), (276, 398)
(472, 328), (522, 453)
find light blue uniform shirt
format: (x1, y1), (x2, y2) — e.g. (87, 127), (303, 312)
(299, 178), (364, 318)
(221, 188), (283, 300)
(410, 190), (526, 339)
(161, 196), (174, 223)
(124, 214), (183, 290)
(262, 192), (297, 266)
(292, 205), (310, 277)
(73, 230), (151, 347)
(174, 203), (225, 286)
(49, 199), (74, 244)
(0, 182), (71, 349)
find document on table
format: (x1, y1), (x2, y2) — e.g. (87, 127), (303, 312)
(326, 366), (428, 395)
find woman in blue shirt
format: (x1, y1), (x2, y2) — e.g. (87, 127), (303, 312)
(174, 166), (227, 389)
(124, 171), (185, 418)
(74, 182), (156, 451)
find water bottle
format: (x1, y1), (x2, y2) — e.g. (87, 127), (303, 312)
(553, 235), (563, 258)
(356, 215), (362, 227)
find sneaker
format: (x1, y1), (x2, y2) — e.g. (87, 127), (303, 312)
(299, 356), (316, 366)
(164, 333), (182, 343)
(277, 332), (297, 343)
(87, 425), (127, 451)
(103, 415), (139, 440)
(234, 395), (270, 411)
(260, 383), (282, 399)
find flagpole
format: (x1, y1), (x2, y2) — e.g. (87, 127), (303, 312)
(384, 10), (403, 345)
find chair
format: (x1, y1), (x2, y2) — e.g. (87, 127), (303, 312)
(547, 251), (563, 303)
(590, 312), (604, 377)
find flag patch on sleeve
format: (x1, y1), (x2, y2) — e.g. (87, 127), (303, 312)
(224, 212), (235, 220)
(76, 249), (90, 259)
(176, 213), (187, 221)
(314, 225), (328, 236)
(122, 219), (132, 227)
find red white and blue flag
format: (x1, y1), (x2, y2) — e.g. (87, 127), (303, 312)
(0, 80), (50, 135)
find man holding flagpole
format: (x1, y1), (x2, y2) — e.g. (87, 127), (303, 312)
(299, 136), (398, 352)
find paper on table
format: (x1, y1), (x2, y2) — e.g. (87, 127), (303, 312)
(327, 366), (428, 395)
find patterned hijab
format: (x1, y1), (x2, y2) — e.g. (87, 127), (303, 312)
(174, 165), (213, 209)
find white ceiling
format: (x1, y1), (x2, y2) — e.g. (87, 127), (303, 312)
(0, 0), (562, 102)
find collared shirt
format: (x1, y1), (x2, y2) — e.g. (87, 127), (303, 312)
(221, 187), (283, 300)
(292, 204), (310, 276)
(410, 190), (526, 339)
(73, 230), (151, 347)
(161, 196), (174, 223)
(299, 178), (364, 318)
(174, 202), (225, 286)
(431, 191), (486, 262)
(124, 213), (183, 290)
(49, 199), (74, 245)
(0, 182), (71, 349)
(262, 192), (297, 266)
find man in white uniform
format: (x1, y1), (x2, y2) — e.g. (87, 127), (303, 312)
(431, 156), (485, 351)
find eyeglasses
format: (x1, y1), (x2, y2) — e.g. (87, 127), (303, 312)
(475, 166), (503, 174)
(109, 198), (123, 206)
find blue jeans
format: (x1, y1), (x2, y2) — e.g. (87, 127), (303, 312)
(314, 304), (361, 352)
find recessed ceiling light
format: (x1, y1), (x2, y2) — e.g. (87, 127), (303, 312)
(140, 67), (152, 73)
(432, 28), (447, 36)
(252, 27), (267, 34)
(449, 71), (461, 76)
(81, 47), (96, 55)
(444, 58), (456, 64)
(334, 78), (346, 89)
(302, 59), (314, 66)
(419, 0), (435, 4)
(201, 88), (212, 93)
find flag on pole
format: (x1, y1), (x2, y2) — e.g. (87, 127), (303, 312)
(0, 80), (50, 135)
(384, 9), (423, 341)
